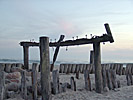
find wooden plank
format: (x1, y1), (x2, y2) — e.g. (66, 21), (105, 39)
(32, 63), (38, 100)
(93, 42), (103, 93)
(40, 37), (51, 100)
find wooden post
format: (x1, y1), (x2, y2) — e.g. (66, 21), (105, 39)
(110, 69), (117, 89)
(90, 50), (94, 64)
(61, 83), (67, 92)
(52, 70), (59, 94)
(76, 71), (79, 79)
(23, 46), (29, 69)
(93, 42), (103, 93)
(21, 70), (27, 99)
(32, 63), (38, 100)
(84, 70), (91, 91)
(102, 68), (108, 90)
(106, 69), (113, 90)
(40, 37), (51, 100)
(70, 77), (76, 91)
(0, 63), (5, 71)
(0, 71), (5, 100)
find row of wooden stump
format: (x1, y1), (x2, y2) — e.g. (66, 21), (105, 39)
(59, 63), (133, 75)
(1, 63), (133, 76)
(0, 63), (133, 100)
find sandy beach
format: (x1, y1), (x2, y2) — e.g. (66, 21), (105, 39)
(52, 73), (133, 100)
(6, 68), (133, 100)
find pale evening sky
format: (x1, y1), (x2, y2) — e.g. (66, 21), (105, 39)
(0, 0), (133, 63)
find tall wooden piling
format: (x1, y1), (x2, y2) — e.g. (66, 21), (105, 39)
(90, 50), (94, 64)
(40, 37), (51, 100)
(93, 42), (103, 93)
(23, 46), (29, 69)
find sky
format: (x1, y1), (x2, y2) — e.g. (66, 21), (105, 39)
(0, 0), (133, 63)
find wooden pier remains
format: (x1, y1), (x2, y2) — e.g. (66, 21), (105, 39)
(20, 23), (114, 94)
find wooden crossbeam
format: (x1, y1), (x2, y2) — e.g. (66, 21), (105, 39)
(20, 34), (113, 47)
(20, 23), (114, 47)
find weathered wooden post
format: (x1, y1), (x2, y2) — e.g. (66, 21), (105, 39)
(70, 77), (76, 91)
(40, 37), (51, 100)
(52, 70), (59, 94)
(90, 50), (94, 64)
(93, 42), (103, 93)
(84, 70), (91, 91)
(0, 63), (5, 100)
(23, 46), (29, 69)
(21, 70), (27, 99)
(32, 63), (38, 100)
(102, 67), (108, 91)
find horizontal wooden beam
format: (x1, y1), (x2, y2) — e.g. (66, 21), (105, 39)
(20, 42), (39, 47)
(20, 34), (113, 47)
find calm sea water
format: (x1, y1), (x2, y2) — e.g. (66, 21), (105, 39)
(0, 59), (131, 67)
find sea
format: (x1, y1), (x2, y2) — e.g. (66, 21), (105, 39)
(0, 58), (132, 67)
